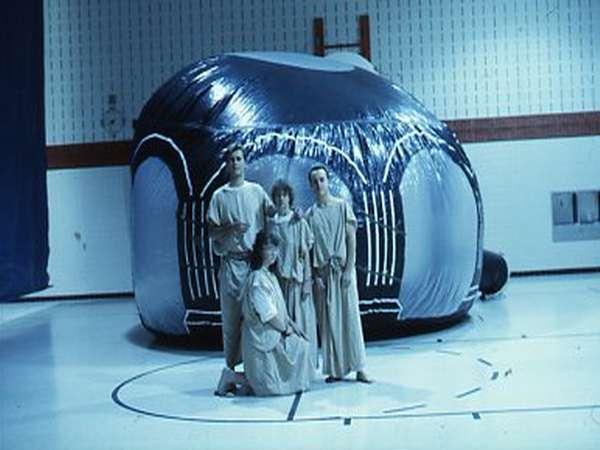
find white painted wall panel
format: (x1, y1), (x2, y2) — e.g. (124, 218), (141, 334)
(465, 136), (600, 272)
(39, 167), (133, 296)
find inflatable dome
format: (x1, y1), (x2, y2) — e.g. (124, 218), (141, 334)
(131, 52), (484, 339)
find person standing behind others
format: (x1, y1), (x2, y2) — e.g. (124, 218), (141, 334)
(207, 146), (274, 371)
(269, 180), (318, 368)
(305, 164), (372, 384)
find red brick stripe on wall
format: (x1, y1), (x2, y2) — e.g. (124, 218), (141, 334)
(46, 112), (600, 169)
(46, 140), (131, 169)
(445, 111), (600, 143)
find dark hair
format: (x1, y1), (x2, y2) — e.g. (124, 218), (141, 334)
(222, 145), (245, 162)
(249, 230), (280, 270)
(307, 163), (329, 184)
(271, 179), (294, 206)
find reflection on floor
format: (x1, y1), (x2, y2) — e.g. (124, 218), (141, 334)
(2, 273), (600, 450)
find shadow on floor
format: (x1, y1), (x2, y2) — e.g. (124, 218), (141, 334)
(126, 309), (472, 354)
(363, 311), (472, 341)
(125, 323), (223, 355)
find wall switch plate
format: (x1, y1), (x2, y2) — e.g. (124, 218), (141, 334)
(552, 192), (575, 225)
(576, 191), (599, 224)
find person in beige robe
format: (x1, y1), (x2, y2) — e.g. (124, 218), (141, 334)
(207, 146), (273, 371)
(305, 164), (371, 383)
(216, 231), (314, 396)
(269, 180), (318, 367)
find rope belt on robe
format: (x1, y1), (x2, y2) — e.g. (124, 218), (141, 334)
(314, 256), (346, 358)
(223, 250), (251, 262)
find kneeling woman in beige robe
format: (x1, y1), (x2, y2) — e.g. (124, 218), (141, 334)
(217, 231), (314, 396)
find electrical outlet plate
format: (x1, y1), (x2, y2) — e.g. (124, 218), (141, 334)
(576, 191), (599, 224)
(552, 192), (574, 225)
(552, 190), (600, 242)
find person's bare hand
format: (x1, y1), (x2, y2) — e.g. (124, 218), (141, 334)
(314, 276), (326, 293)
(291, 206), (303, 223)
(265, 204), (277, 217)
(289, 321), (308, 340)
(229, 222), (249, 235)
(341, 269), (353, 287)
(302, 278), (312, 297)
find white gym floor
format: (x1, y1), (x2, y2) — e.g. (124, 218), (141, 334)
(2, 273), (600, 450)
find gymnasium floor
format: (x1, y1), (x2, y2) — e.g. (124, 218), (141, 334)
(2, 273), (599, 450)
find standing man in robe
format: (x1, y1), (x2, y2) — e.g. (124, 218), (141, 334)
(305, 164), (371, 383)
(207, 146), (273, 371)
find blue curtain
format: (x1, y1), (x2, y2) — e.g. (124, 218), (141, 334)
(0, 2), (49, 300)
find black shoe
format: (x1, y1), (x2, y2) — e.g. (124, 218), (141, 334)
(356, 372), (373, 384)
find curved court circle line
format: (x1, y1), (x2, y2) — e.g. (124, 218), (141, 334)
(111, 357), (302, 424)
(111, 351), (501, 424)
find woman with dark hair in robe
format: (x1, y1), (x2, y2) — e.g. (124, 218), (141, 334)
(215, 231), (314, 396)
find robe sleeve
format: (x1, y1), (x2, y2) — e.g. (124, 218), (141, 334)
(206, 192), (231, 256)
(249, 282), (277, 323)
(269, 219), (282, 240)
(206, 193), (221, 226)
(300, 219), (314, 254)
(260, 185), (274, 219)
(345, 201), (357, 227)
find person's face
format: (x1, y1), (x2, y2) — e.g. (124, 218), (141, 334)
(225, 149), (245, 179)
(261, 242), (278, 267)
(273, 190), (291, 214)
(310, 168), (329, 198)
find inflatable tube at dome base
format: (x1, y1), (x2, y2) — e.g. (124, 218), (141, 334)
(362, 298), (474, 340)
(138, 301), (475, 348)
(138, 313), (225, 349)
(479, 250), (509, 299)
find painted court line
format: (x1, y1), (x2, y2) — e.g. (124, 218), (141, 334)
(287, 392), (302, 421)
(349, 404), (600, 422)
(436, 349), (461, 355)
(455, 387), (482, 398)
(400, 331), (600, 346)
(383, 403), (427, 414)
(477, 358), (493, 366)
